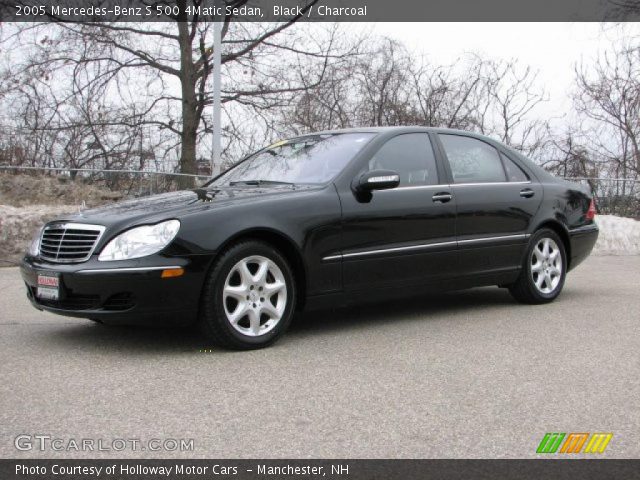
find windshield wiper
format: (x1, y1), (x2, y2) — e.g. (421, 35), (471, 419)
(229, 180), (295, 186)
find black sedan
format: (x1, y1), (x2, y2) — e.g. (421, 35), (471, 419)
(21, 127), (599, 349)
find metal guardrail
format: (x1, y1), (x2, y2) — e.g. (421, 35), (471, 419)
(565, 177), (640, 182)
(0, 164), (208, 178)
(566, 177), (640, 218)
(1, 165), (639, 217)
(0, 165), (211, 196)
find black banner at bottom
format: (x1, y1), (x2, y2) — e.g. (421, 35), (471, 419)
(2, 459), (640, 480)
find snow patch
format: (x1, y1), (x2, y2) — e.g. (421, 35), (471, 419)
(592, 215), (640, 256)
(0, 204), (79, 265)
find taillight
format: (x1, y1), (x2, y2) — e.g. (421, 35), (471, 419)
(586, 198), (596, 221)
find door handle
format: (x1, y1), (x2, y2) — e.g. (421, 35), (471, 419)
(432, 192), (452, 203)
(519, 188), (535, 198)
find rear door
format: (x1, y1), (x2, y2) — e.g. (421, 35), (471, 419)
(436, 133), (543, 276)
(337, 132), (457, 291)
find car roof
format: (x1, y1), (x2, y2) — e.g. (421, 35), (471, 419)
(295, 126), (492, 139)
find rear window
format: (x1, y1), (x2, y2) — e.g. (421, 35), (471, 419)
(501, 153), (529, 182)
(439, 134), (507, 184)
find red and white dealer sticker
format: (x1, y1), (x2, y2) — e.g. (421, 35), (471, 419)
(36, 273), (59, 300)
(37, 275), (59, 287)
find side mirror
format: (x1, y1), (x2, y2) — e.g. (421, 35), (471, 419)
(354, 170), (400, 192)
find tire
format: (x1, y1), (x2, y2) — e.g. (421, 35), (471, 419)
(199, 240), (296, 350)
(508, 228), (567, 304)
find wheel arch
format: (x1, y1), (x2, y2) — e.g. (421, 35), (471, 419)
(532, 219), (572, 269)
(212, 228), (307, 310)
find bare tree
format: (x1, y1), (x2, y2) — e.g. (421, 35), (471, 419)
(1, 1), (357, 186)
(283, 41), (549, 160)
(574, 43), (640, 178)
(546, 129), (599, 179)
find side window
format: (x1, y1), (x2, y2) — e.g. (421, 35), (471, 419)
(501, 153), (529, 182)
(439, 134), (507, 184)
(367, 133), (438, 186)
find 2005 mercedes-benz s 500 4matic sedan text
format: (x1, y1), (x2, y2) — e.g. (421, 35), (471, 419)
(21, 127), (599, 349)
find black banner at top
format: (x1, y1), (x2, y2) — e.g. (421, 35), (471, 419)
(1, 0), (640, 22)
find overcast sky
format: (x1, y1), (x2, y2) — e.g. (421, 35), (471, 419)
(360, 22), (639, 122)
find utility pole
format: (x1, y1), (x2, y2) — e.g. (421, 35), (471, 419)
(211, 4), (222, 178)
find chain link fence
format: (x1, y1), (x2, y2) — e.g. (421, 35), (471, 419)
(1, 165), (639, 218)
(566, 177), (640, 219)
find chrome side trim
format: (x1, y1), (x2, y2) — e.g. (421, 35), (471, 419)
(339, 240), (458, 259)
(77, 266), (183, 274)
(322, 241), (456, 261)
(458, 233), (529, 245)
(322, 233), (529, 261)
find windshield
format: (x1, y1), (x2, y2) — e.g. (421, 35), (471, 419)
(210, 133), (375, 187)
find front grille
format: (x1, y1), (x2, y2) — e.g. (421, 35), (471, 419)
(39, 223), (105, 263)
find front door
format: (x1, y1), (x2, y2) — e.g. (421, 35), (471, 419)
(338, 133), (457, 291)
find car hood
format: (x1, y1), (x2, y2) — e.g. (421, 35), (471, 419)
(53, 184), (319, 228)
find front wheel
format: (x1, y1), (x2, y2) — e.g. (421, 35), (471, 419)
(199, 240), (296, 350)
(509, 228), (567, 304)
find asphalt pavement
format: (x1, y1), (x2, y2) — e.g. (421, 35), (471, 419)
(0, 256), (638, 458)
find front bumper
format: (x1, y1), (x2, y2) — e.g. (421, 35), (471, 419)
(20, 254), (211, 326)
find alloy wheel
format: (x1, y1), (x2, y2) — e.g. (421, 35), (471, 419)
(530, 237), (563, 294)
(222, 255), (287, 336)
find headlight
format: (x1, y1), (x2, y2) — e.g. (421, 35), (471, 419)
(98, 220), (180, 261)
(28, 227), (43, 256)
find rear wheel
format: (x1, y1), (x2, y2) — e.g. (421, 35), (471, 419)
(199, 240), (296, 350)
(509, 228), (567, 304)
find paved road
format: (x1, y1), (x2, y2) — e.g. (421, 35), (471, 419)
(0, 256), (638, 459)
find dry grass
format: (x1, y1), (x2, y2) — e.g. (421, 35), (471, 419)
(0, 172), (123, 207)
(0, 204), (80, 265)
(0, 173), (123, 265)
